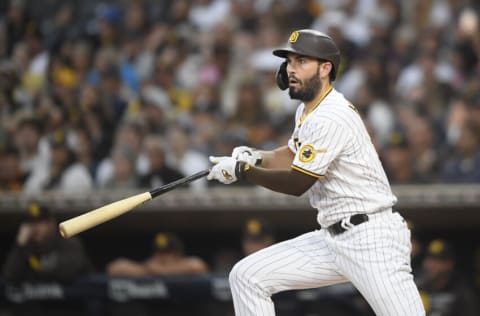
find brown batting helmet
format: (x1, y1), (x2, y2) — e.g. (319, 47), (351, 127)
(273, 29), (341, 81)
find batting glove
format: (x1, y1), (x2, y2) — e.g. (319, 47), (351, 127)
(208, 156), (251, 184)
(232, 146), (263, 166)
(208, 156), (238, 184)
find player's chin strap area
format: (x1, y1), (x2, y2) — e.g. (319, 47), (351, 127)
(327, 214), (369, 235)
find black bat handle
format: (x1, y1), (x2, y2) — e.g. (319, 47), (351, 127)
(149, 169), (210, 198)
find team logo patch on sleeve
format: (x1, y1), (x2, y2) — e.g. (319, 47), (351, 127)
(299, 144), (316, 162)
(299, 144), (327, 162)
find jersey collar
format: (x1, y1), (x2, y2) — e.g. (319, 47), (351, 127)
(297, 84), (333, 127)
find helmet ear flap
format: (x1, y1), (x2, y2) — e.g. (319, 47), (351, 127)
(276, 61), (289, 90)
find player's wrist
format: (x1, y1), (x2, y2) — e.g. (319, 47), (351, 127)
(249, 148), (263, 166)
(232, 146), (263, 166)
(253, 153), (263, 166)
(235, 161), (251, 180)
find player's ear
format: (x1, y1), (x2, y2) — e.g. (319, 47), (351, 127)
(276, 61), (289, 90)
(319, 61), (333, 81)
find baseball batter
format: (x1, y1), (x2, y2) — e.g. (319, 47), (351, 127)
(207, 29), (425, 315)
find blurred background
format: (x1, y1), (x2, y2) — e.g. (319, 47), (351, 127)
(0, 0), (479, 315)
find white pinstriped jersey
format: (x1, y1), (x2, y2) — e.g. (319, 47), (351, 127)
(288, 86), (397, 227)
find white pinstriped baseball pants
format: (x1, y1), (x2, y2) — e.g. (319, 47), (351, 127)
(229, 211), (425, 315)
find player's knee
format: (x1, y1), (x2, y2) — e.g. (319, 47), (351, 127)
(229, 258), (246, 288)
(229, 257), (270, 296)
(229, 257), (259, 288)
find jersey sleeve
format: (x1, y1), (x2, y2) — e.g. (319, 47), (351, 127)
(291, 118), (349, 178)
(287, 105), (303, 153)
(287, 135), (296, 153)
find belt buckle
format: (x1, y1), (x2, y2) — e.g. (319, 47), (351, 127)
(340, 217), (355, 231)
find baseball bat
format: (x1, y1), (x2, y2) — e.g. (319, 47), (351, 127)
(58, 169), (210, 238)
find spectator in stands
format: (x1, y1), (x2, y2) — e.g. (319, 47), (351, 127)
(22, 22), (48, 95)
(42, 131), (93, 194)
(140, 135), (185, 188)
(0, 145), (27, 191)
(152, 60), (193, 113)
(71, 127), (97, 179)
(165, 125), (209, 190)
(354, 83), (395, 148)
(70, 40), (93, 85)
(405, 115), (442, 183)
(0, 60), (22, 127)
(416, 239), (479, 316)
(77, 84), (114, 165)
(118, 32), (142, 94)
(381, 131), (419, 184)
(95, 4), (122, 48)
(2, 0), (34, 56)
(189, 0), (231, 32)
(98, 65), (129, 120)
(14, 117), (50, 194)
(451, 8), (480, 91)
(467, 95), (480, 131)
(233, 80), (275, 150)
(441, 119), (480, 183)
(2, 202), (93, 283)
(96, 121), (147, 188)
(241, 218), (275, 256)
(106, 232), (208, 276)
(102, 146), (139, 190)
(140, 84), (172, 135)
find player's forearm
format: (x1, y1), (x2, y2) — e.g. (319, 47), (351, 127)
(243, 166), (315, 196)
(258, 146), (295, 169)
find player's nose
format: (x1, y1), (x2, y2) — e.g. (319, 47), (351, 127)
(287, 66), (298, 80)
(286, 63), (296, 76)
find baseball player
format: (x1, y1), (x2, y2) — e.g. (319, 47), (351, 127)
(207, 29), (425, 315)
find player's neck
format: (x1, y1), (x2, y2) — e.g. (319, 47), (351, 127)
(303, 82), (332, 113)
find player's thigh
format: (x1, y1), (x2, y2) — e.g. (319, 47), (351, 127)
(334, 213), (424, 315)
(230, 230), (347, 295)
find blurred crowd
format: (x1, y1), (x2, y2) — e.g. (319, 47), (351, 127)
(0, 0), (480, 197)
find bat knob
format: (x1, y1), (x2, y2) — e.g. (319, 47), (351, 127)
(58, 223), (69, 239)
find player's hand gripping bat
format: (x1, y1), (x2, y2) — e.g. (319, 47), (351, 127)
(58, 169), (210, 238)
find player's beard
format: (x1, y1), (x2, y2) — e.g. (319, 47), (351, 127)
(288, 67), (321, 102)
